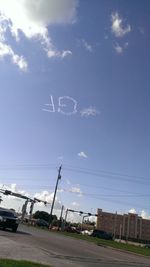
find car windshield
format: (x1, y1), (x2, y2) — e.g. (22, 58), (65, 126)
(0, 211), (15, 217)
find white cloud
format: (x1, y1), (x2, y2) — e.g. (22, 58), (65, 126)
(0, 0), (77, 63)
(0, 16), (7, 41)
(57, 188), (64, 193)
(0, 184), (62, 214)
(111, 12), (131, 38)
(129, 208), (137, 214)
(78, 151), (88, 158)
(128, 208), (150, 219)
(2, 183), (28, 196)
(141, 210), (150, 220)
(0, 41), (28, 71)
(89, 216), (96, 223)
(67, 209), (81, 223)
(0, 183), (29, 202)
(71, 201), (80, 207)
(0, 0), (78, 37)
(34, 190), (61, 210)
(80, 107), (100, 117)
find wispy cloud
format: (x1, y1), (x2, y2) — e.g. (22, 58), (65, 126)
(80, 107), (100, 117)
(111, 12), (131, 38)
(61, 50), (72, 58)
(0, 41), (28, 71)
(47, 48), (72, 59)
(114, 43), (123, 54)
(139, 27), (145, 35)
(57, 156), (64, 164)
(114, 42), (129, 54)
(80, 39), (93, 52)
(69, 186), (82, 196)
(78, 151), (88, 158)
(66, 179), (71, 185)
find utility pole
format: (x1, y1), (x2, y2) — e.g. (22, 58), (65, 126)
(119, 224), (122, 242)
(29, 200), (35, 220)
(58, 205), (64, 231)
(21, 199), (29, 222)
(50, 165), (62, 217)
(0, 196), (2, 205)
(113, 211), (117, 240)
(63, 208), (68, 229)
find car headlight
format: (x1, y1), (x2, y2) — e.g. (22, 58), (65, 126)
(0, 216), (6, 222)
(16, 219), (20, 224)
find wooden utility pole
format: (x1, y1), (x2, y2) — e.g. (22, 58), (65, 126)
(50, 165), (62, 217)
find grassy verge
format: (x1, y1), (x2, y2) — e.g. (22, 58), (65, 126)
(0, 259), (52, 267)
(60, 232), (150, 257)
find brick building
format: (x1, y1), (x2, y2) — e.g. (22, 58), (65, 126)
(97, 208), (150, 241)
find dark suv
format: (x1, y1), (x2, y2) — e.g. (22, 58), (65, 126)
(0, 208), (19, 232)
(91, 229), (113, 240)
(36, 219), (49, 228)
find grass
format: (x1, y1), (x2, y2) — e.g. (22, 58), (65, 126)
(59, 232), (150, 257)
(0, 259), (52, 267)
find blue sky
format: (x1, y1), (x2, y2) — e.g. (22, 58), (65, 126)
(0, 0), (150, 221)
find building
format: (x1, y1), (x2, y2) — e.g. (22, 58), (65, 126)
(97, 208), (150, 241)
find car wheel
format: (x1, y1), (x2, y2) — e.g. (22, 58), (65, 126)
(12, 226), (18, 233)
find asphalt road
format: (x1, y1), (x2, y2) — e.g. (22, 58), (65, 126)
(0, 225), (149, 267)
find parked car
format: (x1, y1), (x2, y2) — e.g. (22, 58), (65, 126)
(81, 230), (93, 235)
(65, 226), (80, 234)
(91, 229), (113, 240)
(36, 219), (49, 228)
(0, 208), (19, 232)
(144, 244), (150, 249)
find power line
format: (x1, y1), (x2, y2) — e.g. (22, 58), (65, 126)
(62, 181), (145, 195)
(63, 165), (150, 185)
(0, 163), (56, 171)
(0, 163), (150, 184)
(61, 187), (150, 198)
(0, 163), (149, 182)
(64, 164), (150, 181)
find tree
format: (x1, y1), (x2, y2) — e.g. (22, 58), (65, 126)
(33, 211), (50, 222)
(33, 210), (58, 224)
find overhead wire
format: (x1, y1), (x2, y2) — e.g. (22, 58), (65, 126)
(63, 165), (150, 185)
(0, 163), (149, 213)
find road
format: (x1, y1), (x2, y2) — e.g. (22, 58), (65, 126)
(0, 225), (149, 267)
